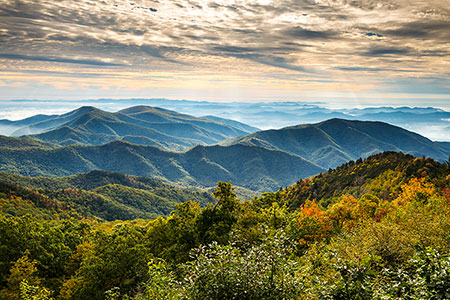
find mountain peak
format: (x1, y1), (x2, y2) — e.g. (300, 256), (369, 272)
(118, 105), (170, 115)
(223, 118), (449, 169)
(71, 106), (100, 114)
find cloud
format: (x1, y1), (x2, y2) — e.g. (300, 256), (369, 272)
(314, 0), (399, 10)
(364, 47), (411, 56)
(0, 69), (112, 78)
(0, 53), (124, 67)
(210, 45), (311, 72)
(282, 26), (337, 40)
(139, 45), (190, 65)
(335, 67), (415, 72)
(0, 0), (447, 101)
(236, 54), (310, 73)
(384, 20), (450, 41)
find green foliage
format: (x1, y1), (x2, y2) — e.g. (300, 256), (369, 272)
(66, 223), (151, 300)
(0, 138), (323, 193)
(318, 256), (376, 300)
(0, 252), (41, 300)
(196, 181), (239, 244)
(183, 235), (302, 300)
(138, 259), (182, 300)
(397, 247), (450, 299)
(0, 155), (448, 300)
(0, 170), (212, 221)
(286, 152), (448, 209)
(20, 280), (53, 300)
(310, 247), (450, 300)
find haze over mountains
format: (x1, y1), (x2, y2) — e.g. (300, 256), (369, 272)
(0, 105), (449, 193)
(1, 99), (449, 141)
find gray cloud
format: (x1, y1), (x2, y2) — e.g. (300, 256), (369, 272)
(282, 26), (337, 40)
(0, 69), (111, 78)
(224, 52), (310, 73)
(364, 47), (411, 56)
(210, 44), (311, 72)
(384, 20), (450, 41)
(335, 67), (416, 72)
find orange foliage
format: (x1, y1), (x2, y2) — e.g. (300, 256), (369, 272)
(297, 200), (331, 245)
(298, 199), (325, 221)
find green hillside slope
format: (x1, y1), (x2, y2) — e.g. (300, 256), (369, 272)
(0, 138), (323, 192)
(283, 151), (450, 209)
(0, 170), (212, 220)
(201, 115), (260, 133)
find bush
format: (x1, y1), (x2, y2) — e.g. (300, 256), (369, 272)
(182, 234), (302, 300)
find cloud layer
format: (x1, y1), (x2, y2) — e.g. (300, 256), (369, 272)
(0, 0), (448, 103)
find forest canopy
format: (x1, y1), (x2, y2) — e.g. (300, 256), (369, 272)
(0, 151), (449, 299)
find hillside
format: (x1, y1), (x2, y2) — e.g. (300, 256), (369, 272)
(0, 170), (212, 220)
(3, 106), (254, 150)
(222, 118), (450, 169)
(1, 117), (449, 193)
(0, 138), (323, 192)
(283, 151), (450, 209)
(0, 135), (54, 149)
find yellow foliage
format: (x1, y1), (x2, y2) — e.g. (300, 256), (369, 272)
(395, 177), (435, 206)
(0, 252), (41, 300)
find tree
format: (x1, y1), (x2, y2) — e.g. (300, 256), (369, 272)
(0, 252), (45, 300)
(196, 181), (240, 245)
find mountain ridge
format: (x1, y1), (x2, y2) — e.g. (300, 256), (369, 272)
(4, 106), (257, 150)
(0, 169), (213, 220)
(222, 118), (449, 169)
(0, 137), (323, 192)
(0, 114), (449, 193)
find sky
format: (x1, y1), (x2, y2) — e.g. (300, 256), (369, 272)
(0, 0), (449, 107)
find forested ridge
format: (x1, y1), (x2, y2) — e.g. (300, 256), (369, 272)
(0, 151), (449, 299)
(2, 116), (450, 194)
(0, 170), (212, 221)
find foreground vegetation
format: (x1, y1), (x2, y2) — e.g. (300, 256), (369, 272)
(0, 152), (449, 299)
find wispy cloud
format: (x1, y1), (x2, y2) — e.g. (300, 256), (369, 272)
(0, 53), (124, 66)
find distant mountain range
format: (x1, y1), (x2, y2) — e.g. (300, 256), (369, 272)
(222, 118), (450, 169)
(2, 99), (450, 141)
(0, 106), (258, 150)
(0, 106), (448, 192)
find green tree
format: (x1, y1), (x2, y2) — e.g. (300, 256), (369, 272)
(20, 280), (53, 300)
(196, 181), (239, 245)
(0, 252), (43, 300)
